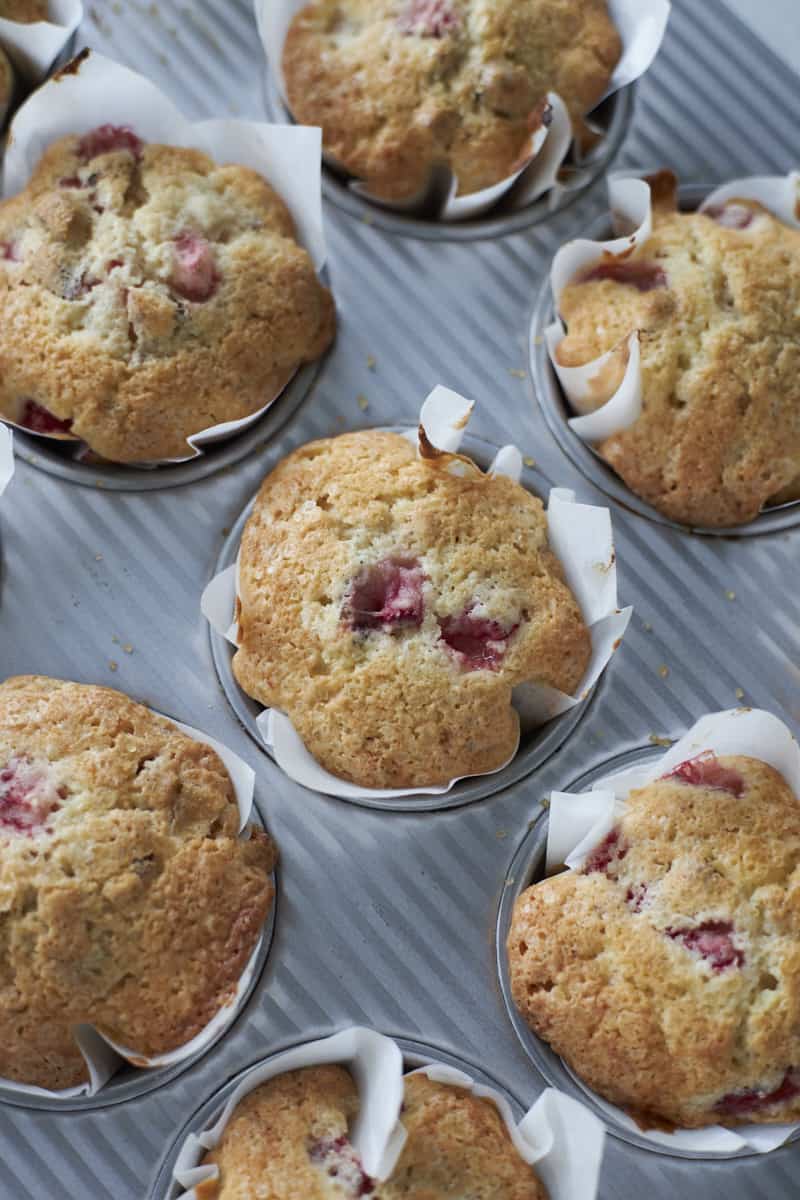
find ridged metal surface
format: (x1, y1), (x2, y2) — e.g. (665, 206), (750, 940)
(0, 1), (799, 1197)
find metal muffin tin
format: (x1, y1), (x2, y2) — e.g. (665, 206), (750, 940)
(530, 186), (800, 537)
(149, 1036), (528, 1199)
(0, 1), (799, 1198)
(209, 432), (597, 812)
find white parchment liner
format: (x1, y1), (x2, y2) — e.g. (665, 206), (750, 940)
(0, 0), (81, 82)
(542, 707), (800, 1155)
(546, 172), (800, 444)
(201, 385), (632, 801)
(254, 0), (670, 222)
(0, 709), (270, 1101)
(0, 50), (327, 464)
(0, 425), (13, 496)
(171, 1028), (606, 1200)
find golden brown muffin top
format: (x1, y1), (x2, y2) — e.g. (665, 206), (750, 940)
(0, 129), (334, 461)
(232, 429), (591, 790)
(556, 170), (800, 526)
(0, 675), (276, 1089)
(283, 0), (621, 200)
(0, 0), (48, 21)
(508, 751), (800, 1129)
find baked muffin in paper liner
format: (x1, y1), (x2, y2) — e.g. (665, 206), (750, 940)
(508, 707), (800, 1152)
(171, 1027), (605, 1200)
(0, 50), (333, 465)
(202, 386), (631, 801)
(0, 675), (276, 1099)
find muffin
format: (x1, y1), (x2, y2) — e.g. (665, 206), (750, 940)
(199, 1065), (369, 1199)
(0, 1), (48, 19)
(282, 0), (622, 201)
(507, 751), (800, 1129)
(554, 170), (800, 526)
(0, 44), (12, 121)
(0, 126), (334, 461)
(232, 429), (591, 790)
(0, 675), (276, 1089)
(199, 1066), (547, 1198)
(381, 1073), (547, 1198)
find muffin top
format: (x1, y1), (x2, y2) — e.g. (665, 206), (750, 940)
(232, 429), (591, 790)
(283, 0), (621, 201)
(200, 1065), (367, 1200)
(200, 1067), (547, 1199)
(508, 751), (800, 1129)
(0, 675), (276, 1089)
(0, 44), (11, 105)
(0, 128), (334, 461)
(0, 0), (48, 20)
(555, 170), (800, 526)
(381, 1074), (547, 1199)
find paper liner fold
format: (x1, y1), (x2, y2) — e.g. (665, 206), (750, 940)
(254, 0), (669, 222)
(547, 172), (800, 447)
(0, 50), (326, 463)
(0, 709), (267, 1101)
(0, 0), (81, 81)
(541, 708), (800, 1154)
(0, 425), (13, 496)
(171, 1030), (605, 1200)
(201, 386), (631, 801)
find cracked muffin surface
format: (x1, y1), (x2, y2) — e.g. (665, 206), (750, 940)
(0, 675), (276, 1089)
(507, 751), (800, 1128)
(232, 429), (591, 790)
(0, 127), (334, 461)
(282, 0), (621, 200)
(555, 170), (800, 526)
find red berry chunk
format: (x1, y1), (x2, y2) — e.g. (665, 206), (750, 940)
(0, 756), (63, 835)
(1, 242), (20, 262)
(715, 1069), (800, 1116)
(579, 258), (668, 292)
(58, 176), (83, 189)
(77, 125), (143, 163)
(583, 828), (629, 876)
(663, 751), (745, 797)
(626, 882), (649, 912)
(704, 202), (755, 230)
(344, 557), (425, 633)
(19, 400), (73, 435)
(170, 231), (219, 302)
(439, 606), (518, 671)
(666, 920), (744, 971)
(398, 0), (461, 36)
(308, 1135), (375, 1197)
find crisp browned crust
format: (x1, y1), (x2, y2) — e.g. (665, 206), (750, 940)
(0, 675), (277, 1089)
(0, 0), (48, 20)
(556, 172), (800, 526)
(201, 1065), (361, 1199)
(0, 45), (11, 106)
(0, 133), (334, 462)
(508, 756), (800, 1128)
(282, 0), (621, 201)
(232, 430), (591, 790)
(382, 1074), (547, 1198)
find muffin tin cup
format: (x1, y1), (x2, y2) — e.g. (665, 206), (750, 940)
(496, 743), (800, 1161)
(0, 711), (278, 1113)
(1, 48), (331, 488)
(530, 182), (800, 536)
(148, 1033), (604, 1200)
(260, 67), (636, 243)
(206, 427), (616, 812)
